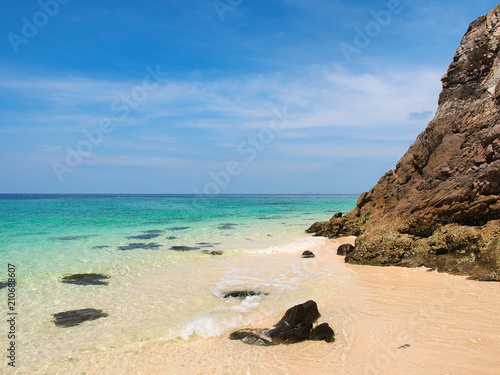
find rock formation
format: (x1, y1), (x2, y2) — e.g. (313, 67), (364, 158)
(229, 300), (335, 345)
(308, 6), (500, 281)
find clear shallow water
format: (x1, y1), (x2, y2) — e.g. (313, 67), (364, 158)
(0, 194), (357, 279)
(0, 194), (357, 371)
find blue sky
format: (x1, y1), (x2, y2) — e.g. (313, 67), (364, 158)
(0, 0), (498, 194)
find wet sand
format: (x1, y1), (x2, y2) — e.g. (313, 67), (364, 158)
(40, 237), (500, 374)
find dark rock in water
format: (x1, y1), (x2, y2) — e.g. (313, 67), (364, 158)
(127, 233), (161, 240)
(197, 243), (214, 248)
(51, 235), (98, 241)
(52, 308), (108, 327)
(273, 300), (320, 329)
(229, 328), (274, 346)
(61, 273), (110, 286)
(337, 244), (355, 256)
(269, 322), (313, 344)
(166, 236), (177, 240)
(93, 245), (110, 249)
(302, 250), (315, 258)
(305, 6), (500, 281)
(223, 290), (268, 298)
(230, 300), (334, 346)
(197, 242), (222, 248)
(218, 223), (238, 230)
(310, 322), (335, 343)
(118, 242), (161, 250)
(202, 250), (223, 256)
(167, 226), (190, 231)
(143, 219), (172, 225)
(169, 245), (200, 251)
(0, 281), (9, 289)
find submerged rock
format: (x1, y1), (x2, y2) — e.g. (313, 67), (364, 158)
(52, 308), (108, 327)
(337, 244), (355, 256)
(202, 250), (224, 255)
(126, 233), (161, 240)
(197, 242), (222, 248)
(0, 281), (9, 289)
(167, 226), (190, 231)
(118, 242), (161, 250)
(229, 300), (335, 345)
(51, 235), (98, 241)
(229, 328), (273, 346)
(306, 6), (500, 280)
(61, 273), (110, 286)
(169, 245), (200, 251)
(223, 290), (268, 298)
(197, 242), (214, 247)
(302, 250), (315, 258)
(218, 223), (238, 230)
(93, 245), (110, 249)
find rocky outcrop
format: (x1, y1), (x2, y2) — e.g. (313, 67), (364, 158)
(308, 6), (500, 281)
(229, 300), (335, 345)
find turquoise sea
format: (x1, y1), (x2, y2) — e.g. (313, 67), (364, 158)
(0, 194), (357, 372)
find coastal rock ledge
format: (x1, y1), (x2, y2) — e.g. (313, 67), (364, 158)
(308, 6), (500, 281)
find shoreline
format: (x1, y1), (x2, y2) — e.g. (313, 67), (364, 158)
(36, 236), (500, 375)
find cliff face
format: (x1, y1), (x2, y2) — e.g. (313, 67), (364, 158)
(308, 6), (500, 280)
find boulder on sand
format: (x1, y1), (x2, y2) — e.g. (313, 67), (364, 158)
(229, 300), (335, 345)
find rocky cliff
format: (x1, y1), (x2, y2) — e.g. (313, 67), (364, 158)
(308, 6), (500, 281)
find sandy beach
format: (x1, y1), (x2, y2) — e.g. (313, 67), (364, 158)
(37, 237), (500, 375)
(4, 1), (500, 374)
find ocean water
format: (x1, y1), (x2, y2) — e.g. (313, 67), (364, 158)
(0, 194), (357, 371)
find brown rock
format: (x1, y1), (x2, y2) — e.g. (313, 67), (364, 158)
(307, 6), (500, 281)
(337, 243), (355, 256)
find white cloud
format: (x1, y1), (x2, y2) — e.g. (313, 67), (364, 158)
(0, 65), (442, 146)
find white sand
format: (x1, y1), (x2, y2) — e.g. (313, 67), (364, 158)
(28, 237), (500, 374)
